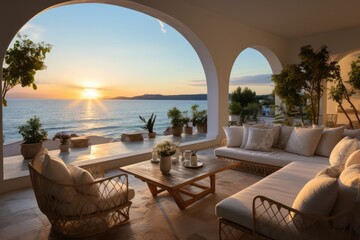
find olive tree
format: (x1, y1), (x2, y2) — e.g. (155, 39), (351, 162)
(2, 35), (52, 106)
(272, 45), (340, 125)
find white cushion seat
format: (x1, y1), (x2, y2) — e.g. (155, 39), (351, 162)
(55, 181), (135, 217)
(214, 146), (328, 167)
(216, 161), (328, 230)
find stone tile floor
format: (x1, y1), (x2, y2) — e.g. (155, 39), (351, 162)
(0, 151), (262, 239)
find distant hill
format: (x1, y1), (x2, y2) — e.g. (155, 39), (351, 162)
(108, 94), (207, 100)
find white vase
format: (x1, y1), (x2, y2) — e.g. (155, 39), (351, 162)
(160, 156), (172, 174)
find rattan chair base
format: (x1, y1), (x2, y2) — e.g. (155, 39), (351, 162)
(217, 156), (281, 176)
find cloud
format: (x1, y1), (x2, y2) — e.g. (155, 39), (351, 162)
(229, 74), (273, 86)
(186, 74), (273, 87)
(157, 20), (166, 33)
(19, 24), (44, 40)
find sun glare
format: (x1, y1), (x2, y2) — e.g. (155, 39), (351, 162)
(83, 88), (99, 99)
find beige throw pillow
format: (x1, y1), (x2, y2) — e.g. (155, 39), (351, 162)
(285, 127), (323, 156)
(315, 127), (345, 157)
(331, 164), (360, 228)
(41, 154), (76, 203)
(240, 124), (264, 148)
(329, 137), (358, 166)
(68, 164), (99, 197)
(32, 147), (48, 173)
(316, 165), (344, 178)
(345, 150), (360, 168)
(276, 125), (294, 149)
(244, 128), (275, 152)
(223, 126), (243, 147)
(292, 175), (338, 218)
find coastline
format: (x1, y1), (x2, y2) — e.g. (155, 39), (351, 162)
(3, 135), (114, 157)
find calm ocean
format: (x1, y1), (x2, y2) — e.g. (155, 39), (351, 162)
(3, 99), (207, 145)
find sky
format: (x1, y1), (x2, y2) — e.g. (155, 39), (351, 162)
(5, 3), (273, 100)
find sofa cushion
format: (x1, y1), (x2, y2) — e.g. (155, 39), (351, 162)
(344, 129), (360, 140)
(276, 125), (294, 149)
(33, 147), (48, 173)
(214, 146), (328, 167)
(41, 154), (76, 203)
(68, 164), (99, 197)
(292, 175), (338, 217)
(345, 150), (360, 168)
(285, 128), (323, 156)
(240, 124), (265, 148)
(223, 126), (243, 147)
(216, 161), (327, 231)
(331, 164), (360, 228)
(315, 127), (344, 157)
(245, 128), (275, 152)
(316, 164), (344, 178)
(329, 137), (357, 166)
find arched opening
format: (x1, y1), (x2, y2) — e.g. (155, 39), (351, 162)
(327, 50), (360, 126)
(228, 47), (279, 125)
(0, 1), (219, 190)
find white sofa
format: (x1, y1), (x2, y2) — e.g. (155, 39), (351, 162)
(215, 125), (360, 239)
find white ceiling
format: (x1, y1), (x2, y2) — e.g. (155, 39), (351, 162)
(183, 0), (360, 39)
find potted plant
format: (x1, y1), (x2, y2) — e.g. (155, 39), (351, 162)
(18, 116), (48, 159)
(191, 104), (207, 133)
(139, 113), (157, 138)
(167, 107), (183, 136)
(53, 132), (71, 152)
(182, 111), (192, 135)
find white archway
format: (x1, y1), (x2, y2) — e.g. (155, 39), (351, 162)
(0, 0), (219, 191)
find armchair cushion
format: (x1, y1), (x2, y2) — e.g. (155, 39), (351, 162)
(68, 164), (99, 197)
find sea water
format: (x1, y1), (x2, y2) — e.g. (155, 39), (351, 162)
(3, 99), (207, 145)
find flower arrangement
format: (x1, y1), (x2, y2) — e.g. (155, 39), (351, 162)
(53, 132), (71, 145)
(155, 140), (178, 157)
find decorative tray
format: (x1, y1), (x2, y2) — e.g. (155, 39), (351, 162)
(183, 160), (203, 168)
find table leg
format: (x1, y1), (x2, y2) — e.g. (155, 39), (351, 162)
(146, 183), (166, 197)
(210, 174), (216, 193)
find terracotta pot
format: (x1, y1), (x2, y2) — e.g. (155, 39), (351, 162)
(172, 127), (183, 137)
(148, 132), (156, 138)
(59, 144), (70, 152)
(160, 155), (172, 174)
(197, 123), (207, 133)
(21, 142), (43, 160)
(183, 126), (193, 135)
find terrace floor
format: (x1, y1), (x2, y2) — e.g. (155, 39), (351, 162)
(0, 148), (262, 240)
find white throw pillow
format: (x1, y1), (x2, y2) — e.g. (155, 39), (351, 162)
(68, 164), (99, 197)
(285, 127), (323, 156)
(292, 175), (338, 217)
(316, 165), (344, 178)
(331, 164), (360, 228)
(32, 147), (48, 173)
(276, 125), (294, 149)
(263, 125), (281, 147)
(240, 123), (264, 148)
(345, 150), (360, 168)
(315, 127), (344, 157)
(41, 154), (76, 203)
(223, 126), (243, 147)
(329, 137), (358, 166)
(344, 129), (360, 140)
(244, 128), (275, 152)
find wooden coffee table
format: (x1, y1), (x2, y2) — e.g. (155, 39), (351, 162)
(120, 156), (239, 209)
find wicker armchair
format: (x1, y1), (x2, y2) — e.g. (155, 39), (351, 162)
(219, 195), (360, 240)
(29, 162), (133, 238)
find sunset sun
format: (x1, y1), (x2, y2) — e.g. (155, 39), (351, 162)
(83, 88), (99, 99)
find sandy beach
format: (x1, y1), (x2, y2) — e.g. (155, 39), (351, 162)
(3, 135), (114, 157)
